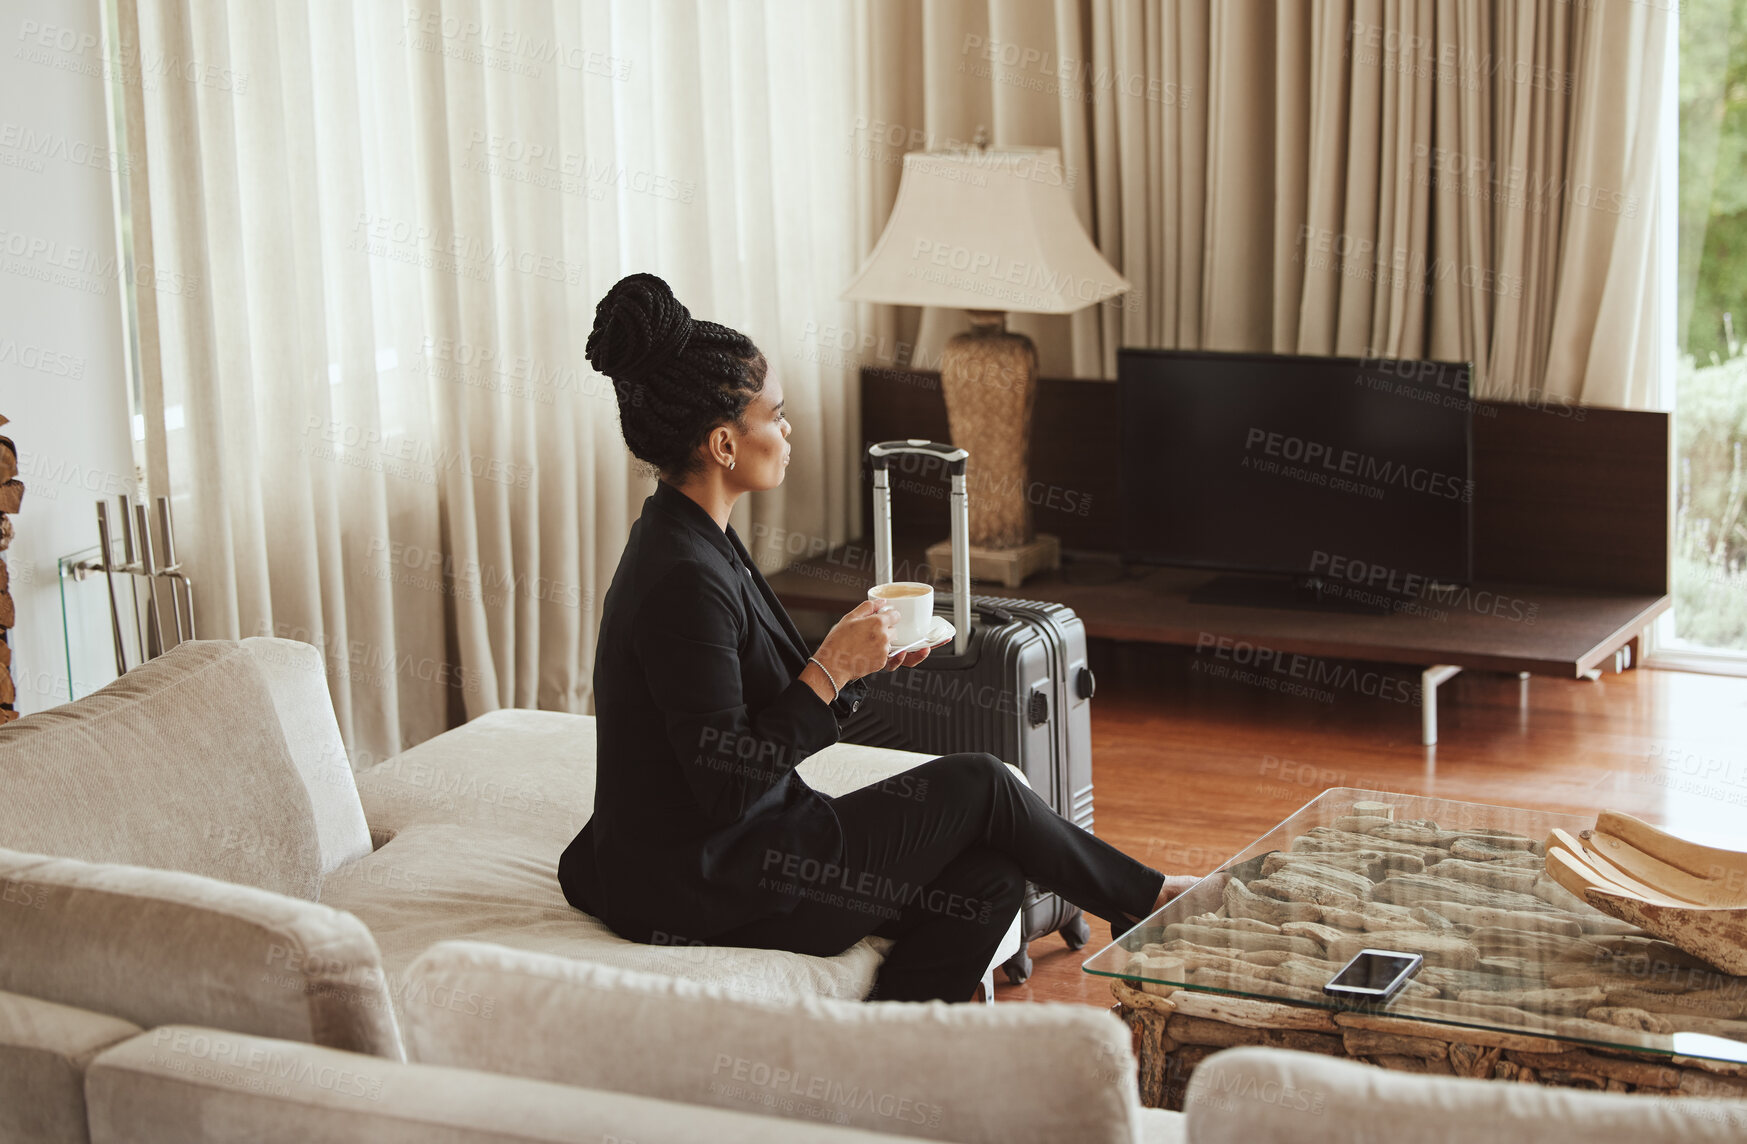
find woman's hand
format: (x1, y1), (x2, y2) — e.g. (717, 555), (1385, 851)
(882, 643), (933, 671)
(814, 599), (899, 683)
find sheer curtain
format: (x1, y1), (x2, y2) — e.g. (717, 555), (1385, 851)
(852, 0), (1670, 408)
(117, 0), (863, 764)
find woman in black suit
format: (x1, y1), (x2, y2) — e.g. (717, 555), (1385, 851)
(560, 273), (1194, 1002)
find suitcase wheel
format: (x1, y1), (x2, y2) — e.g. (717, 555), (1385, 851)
(1002, 946), (1033, 986)
(1059, 912), (1091, 951)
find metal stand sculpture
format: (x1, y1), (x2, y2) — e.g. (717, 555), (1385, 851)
(84, 495), (195, 673)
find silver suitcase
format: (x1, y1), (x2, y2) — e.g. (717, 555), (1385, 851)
(841, 440), (1098, 983)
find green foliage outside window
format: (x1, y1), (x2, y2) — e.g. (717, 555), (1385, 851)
(1677, 0), (1747, 651)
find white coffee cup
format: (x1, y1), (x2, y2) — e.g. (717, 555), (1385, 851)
(868, 581), (934, 648)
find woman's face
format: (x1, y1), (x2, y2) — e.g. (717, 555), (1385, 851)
(725, 376), (791, 491)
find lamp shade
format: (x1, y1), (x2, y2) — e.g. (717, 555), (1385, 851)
(841, 146), (1130, 315)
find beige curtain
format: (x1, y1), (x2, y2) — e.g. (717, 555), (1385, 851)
(117, 0), (864, 765)
(853, 0), (1669, 408)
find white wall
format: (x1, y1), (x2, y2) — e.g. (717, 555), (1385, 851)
(0, 0), (136, 714)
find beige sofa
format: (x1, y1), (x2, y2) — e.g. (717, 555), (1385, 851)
(62, 951), (1177, 1144)
(383, 939), (1747, 1143)
(0, 637), (1041, 1138)
(20, 978), (1173, 1144)
(65, 1018), (1747, 1144)
(7, 636), (1745, 1144)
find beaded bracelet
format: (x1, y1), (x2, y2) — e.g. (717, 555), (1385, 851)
(806, 655), (840, 702)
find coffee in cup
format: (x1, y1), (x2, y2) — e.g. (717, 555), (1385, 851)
(868, 581), (934, 648)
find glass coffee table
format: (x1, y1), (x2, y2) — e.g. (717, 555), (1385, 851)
(1083, 788), (1747, 1109)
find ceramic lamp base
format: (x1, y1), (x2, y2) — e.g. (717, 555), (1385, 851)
(939, 312), (1039, 550)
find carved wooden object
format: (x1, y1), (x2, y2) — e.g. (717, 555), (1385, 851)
(0, 413), (18, 725)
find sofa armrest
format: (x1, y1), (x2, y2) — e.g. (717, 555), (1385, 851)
(0, 847), (402, 1060)
(0, 989), (141, 1144)
(1184, 1047), (1747, 1143)
(400, 940), (1141, 1144)
(87, 1026), (920, 1144)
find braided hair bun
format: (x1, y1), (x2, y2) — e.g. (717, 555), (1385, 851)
(586, 272), (767, 480)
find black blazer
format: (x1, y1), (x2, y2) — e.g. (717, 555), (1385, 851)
(559, 479), (869, 943)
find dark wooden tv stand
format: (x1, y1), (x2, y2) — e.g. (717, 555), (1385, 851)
(766, 368), (1672, 746)
(767, 540), (1666, 744)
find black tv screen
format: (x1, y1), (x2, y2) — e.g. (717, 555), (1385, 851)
(1118, 348), (1474, 586)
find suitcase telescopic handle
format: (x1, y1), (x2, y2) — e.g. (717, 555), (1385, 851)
(867, 439), (970, 656)
(868, 439), (969, 476)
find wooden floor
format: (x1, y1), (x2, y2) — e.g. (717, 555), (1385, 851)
(993, 640), (1747, 1008)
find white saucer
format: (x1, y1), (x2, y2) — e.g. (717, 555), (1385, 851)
(888, 615), (955, 657)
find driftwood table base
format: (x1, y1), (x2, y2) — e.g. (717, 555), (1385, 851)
(1092, 793), (1747, 1109)
(1111, 978), (1747, 1110)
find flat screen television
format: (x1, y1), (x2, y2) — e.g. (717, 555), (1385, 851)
(1118, 348), (1474, 601)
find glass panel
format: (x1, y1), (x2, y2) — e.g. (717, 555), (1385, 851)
(1674, 0), (1747, 655)
(58, 546), (143, 702)
(1083, 788), (1747, 1066)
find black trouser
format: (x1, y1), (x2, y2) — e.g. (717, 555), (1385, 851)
(711, 752), (1167, 1003)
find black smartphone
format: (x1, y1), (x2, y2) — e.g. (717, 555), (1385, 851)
(1322, 949), (1424, 1003)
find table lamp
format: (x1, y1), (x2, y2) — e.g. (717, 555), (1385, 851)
(841, 130), (1131, 586)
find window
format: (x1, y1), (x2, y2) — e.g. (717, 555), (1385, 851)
(1670, 0), (1747, 663)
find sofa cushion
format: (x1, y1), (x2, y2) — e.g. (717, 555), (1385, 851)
(1184, 1046), (1747, 1143)
(0, 847), (402, 1060)
(0, 639), (323, 899)
(318, 822), (889, 1017)
(351, 709), (594, 847)
(349, 709), (980, 843)
(341, 710), (966, 1008)
(242, 637), (373, 874)
(400, 941), (1144, 1144)
(0, 989), (140, 1144)
(87, 1026), (913, 1144)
